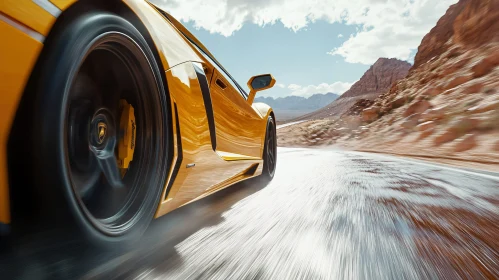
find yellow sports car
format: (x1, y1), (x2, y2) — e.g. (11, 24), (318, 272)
(0, 0), (276, 244)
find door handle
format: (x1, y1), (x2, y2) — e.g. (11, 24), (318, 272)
(215, 78), (227, 89)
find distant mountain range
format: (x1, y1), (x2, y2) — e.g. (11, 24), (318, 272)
(255, 92), (340, 121)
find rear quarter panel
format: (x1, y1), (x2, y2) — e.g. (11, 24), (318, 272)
(123, 0), (203, 69)
(252, 102), (274, 157)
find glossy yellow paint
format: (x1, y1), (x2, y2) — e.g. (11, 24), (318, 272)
(49, 0), (77, 11)
(124, 0), (203, 70)
(216, 151), (261, 161)
(147, 1), (222, 69)
(154, 62), (263, 217)
(0, 0), (56, 36)
(251, 102), (275, 156)
(209, 71), (266, 158)
(151, 2), (273, 160)
(252, 102), (274, 119)
(0, 20), (44, 224)
(178, 163), (261, 208)
(1, 0), (274, 225)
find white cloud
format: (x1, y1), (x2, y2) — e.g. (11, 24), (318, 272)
(329, 1), (458, 64)
(288, 82), (354, 97)
(151, 0), (457, 65)
(337, 34), (344, 38)
(277, 83), (286, 88)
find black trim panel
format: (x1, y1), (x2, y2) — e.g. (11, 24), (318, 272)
(244, 163), (259, 176)
(193, 63), (217, 151)
(164, 104), (183, 200)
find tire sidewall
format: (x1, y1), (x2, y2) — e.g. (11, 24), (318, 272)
(33, 13), (167, 245)
(262, 116), (277, 180)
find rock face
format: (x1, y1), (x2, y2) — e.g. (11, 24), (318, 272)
(414, 0), (499, 69)
(362, 107), (379, 123)
(341, 58), (412, 99)
(294, 58), (411, 120)
(278, 0), (499, 165)
(352, 0), (499, 122)
(344, 99), (375, 116)
(402, 100), (432, 118)
(340, 0), (499, 155)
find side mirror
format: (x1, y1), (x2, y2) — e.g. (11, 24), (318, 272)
(247, 74), (276, 104)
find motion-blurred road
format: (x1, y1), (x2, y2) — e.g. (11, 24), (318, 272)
(2, 148), (499, 279)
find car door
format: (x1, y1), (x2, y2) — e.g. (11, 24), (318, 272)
(173, 31), (265, 158)
(209, 69), (264, 158)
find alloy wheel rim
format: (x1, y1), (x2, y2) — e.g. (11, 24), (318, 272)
(267, 123), (276, 175)
(65, 32), (162, 235)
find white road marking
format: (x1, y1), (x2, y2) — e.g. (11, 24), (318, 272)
(276, 120), (306, 130)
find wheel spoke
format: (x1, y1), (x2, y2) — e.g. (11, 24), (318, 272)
(269, 152), (274, 165)
(92, 147), (123, 189)
(63, 31), (169, 234)
(89, 108), (124, 189)
(265, 123), (277, 175)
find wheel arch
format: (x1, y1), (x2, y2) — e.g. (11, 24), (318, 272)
(251, 102), (275, 158)
(6, 0), (176, 232)
(270, 110), (276, 122)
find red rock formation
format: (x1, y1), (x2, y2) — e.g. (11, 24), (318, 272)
(368, 0), (499, 118)
(345, 0), (499, 156)
(413, 1), (467, 69)
(344, 99), (375, 116)
(278, 0), (499, 167)
(295, 58), (411, 120)
(414, 0), (499, 69)
(453, 0), (499, 48)
(341, 58), (412, 99)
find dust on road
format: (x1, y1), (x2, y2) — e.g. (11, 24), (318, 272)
(2, 148), (499, 279)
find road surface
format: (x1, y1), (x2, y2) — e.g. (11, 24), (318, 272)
(1, 148), (499, 279)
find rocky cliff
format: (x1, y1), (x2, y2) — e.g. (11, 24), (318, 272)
(414, 0), (499, 68)
(278, 0), (499, 166)
(341, 58), (412, 99)
(295, 58), (411, 120)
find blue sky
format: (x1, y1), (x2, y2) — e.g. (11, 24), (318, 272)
(152, 0), (457, 99)
(184, 21), (366, 98)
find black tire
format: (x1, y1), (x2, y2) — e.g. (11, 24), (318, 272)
(261, 116), (277, 181)
(30, 12), (169, 245)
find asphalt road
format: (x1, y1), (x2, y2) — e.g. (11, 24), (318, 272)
(2, 148), (499, 279)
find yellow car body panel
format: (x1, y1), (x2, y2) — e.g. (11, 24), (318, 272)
(0, 0), (56, 36)
(153, 5), (269, 159)
(209, 70), (266, 158)
(124, 0), (203, 69)
(0, 20), (44, 224)
(0, 0), (273, 225)
(154, 62), (264, 217)
(49, 0), (77, 11)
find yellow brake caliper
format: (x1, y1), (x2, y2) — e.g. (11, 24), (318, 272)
(118, 99), (136, 177)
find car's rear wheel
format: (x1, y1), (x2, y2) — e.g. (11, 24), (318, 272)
(31, 12), (169, 244)
(261, 116), (277, 181)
